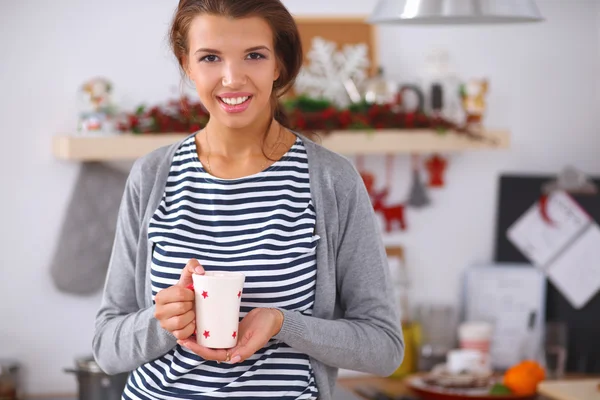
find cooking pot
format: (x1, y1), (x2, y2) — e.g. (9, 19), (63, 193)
(0, 359), (21, 400)
(65, 356), (128, 400)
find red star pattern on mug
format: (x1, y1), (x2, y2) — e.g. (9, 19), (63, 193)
(201, 291), (208, 299)
(232, 331), (237, 339)
(237, 290), (242, 298)
(203, 330), (210, 339)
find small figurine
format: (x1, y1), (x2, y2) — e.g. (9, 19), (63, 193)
(419, 49), (463, 124)
(364, 67), (396, 105)
(371, 189), (407, 232)
(77, 77), (117, 133)
(460, 78), (489, 129)
(407, 154), (430, 208)
(425, 154), (448, 188)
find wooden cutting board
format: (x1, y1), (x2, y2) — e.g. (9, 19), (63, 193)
(538, 379), (600, 400)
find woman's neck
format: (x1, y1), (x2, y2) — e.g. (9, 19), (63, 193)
(204, 113), (278, 159)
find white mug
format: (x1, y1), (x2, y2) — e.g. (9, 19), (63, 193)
(191, 271), (245, 349)
(458, 321), (494, 354)
(447, 348), (491, 374)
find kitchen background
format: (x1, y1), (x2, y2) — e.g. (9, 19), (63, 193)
(1, 0), (599, 396)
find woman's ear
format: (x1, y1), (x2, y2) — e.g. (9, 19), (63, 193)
(183, 55), (193, 81)
(273, 60), (281, 82)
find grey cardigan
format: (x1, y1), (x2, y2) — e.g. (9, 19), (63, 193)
(93, 132), (404, 399)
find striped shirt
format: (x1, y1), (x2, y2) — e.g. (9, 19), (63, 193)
(123, 135), (319, 399)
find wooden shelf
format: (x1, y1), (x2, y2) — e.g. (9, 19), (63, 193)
(52, 129), (510, 161)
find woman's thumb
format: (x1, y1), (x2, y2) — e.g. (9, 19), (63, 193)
(177, 258), (205, 287)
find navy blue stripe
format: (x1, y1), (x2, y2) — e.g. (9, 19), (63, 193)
(174, 148), (308, 165)
(166, 165), (309, 182)
(243, 275), (316, 294)
(149, 234), (315, 255)
(152, 266), (316, 300)
(163, 192), (310, 208)
(151, 252), (316, 275)
(242, 285), (315, 304)
(165, 167), (310, 184)
(171, 152), (309, 168)
(150, 267), (316, 290)
(148, 223), (315, 242)
(123, 382), (153, 400)
(165, 174), (310, 191)
(139, 364), (224, 391)
(154, 201), (308, 217)
(158, 356), (311, 382)
(218, 385), (310, 393)
(155, 239), (314, 260)
(174, 137), (305, 153)
(239, 293), (315, 313)
(150, 211), (313, 230)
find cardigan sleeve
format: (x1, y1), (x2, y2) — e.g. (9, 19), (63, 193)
(93, 160), (177, 374)
(274, 174), (404, 376)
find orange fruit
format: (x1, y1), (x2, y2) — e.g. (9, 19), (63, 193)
(520, 360), (546, 381)
(503, 360), (546, 396)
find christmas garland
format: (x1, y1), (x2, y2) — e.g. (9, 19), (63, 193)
(116, 95), (494, 144)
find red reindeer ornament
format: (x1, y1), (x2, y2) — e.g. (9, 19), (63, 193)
(357, 155), (407, 232)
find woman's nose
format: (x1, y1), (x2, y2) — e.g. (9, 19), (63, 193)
(221, 61), (247, 88)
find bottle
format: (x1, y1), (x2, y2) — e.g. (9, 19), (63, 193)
(430, 83), (444, 118)
(364, 67), (395, 105)
(518, 311), (544, 366)
(391, 321), (418, 378)
(391, 288), (418, 377)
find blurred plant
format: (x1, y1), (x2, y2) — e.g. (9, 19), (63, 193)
(116, 94), (493, 144)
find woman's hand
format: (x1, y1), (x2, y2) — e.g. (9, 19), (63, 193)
(154, 258), (204, 340)
(176, 338), (233, 363)
(227, 308), (284, 364)
(178, 308), (283, 364)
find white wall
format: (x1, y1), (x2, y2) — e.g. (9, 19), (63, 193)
(1, 0), (599, 395)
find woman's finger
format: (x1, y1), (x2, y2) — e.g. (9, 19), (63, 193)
(155, 286), (195, 305)
(177, 339), (229, 362)
(154, 300), (194, 320)
(229, 334), (263, 364)
(163, 310), (195, 331)
(172, 321), (196, 341)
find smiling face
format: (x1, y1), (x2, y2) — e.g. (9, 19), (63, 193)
(184, 14), (280, 130)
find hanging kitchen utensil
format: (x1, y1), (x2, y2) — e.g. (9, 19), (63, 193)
(50, 162), (128, 295)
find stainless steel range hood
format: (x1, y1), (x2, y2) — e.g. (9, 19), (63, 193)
(368, 0), (544, 25)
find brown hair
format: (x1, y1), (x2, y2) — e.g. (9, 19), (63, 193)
(169, 0), (303, 129)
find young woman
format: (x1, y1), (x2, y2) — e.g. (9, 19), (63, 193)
(93, 1), (404, 399)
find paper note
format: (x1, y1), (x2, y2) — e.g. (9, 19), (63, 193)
(546, 223), (600, 309)
(464, 265), (546, 369)
(507, 191), (591, 269)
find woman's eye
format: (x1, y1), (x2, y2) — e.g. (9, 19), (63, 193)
(200, 55), (219, 63)
(247, 52), (266, 60)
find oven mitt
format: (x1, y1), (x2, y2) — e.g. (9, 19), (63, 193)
(50, 162), (128, 295)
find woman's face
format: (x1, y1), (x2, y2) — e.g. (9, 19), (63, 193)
(185, 14), (280, 130)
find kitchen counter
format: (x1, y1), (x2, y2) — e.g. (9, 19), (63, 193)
(25, 385), (361, 400)
(26, 397), (75, 400)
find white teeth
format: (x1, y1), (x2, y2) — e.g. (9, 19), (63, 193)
(220, 96), (249, 105)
